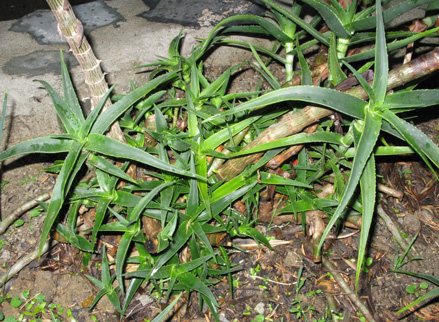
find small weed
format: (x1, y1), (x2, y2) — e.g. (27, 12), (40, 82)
(406, 282), (429, 297)
(0, 239), (9, 250)
(1, 180), (9, 193)
(393, 233), (422, 270)
(0, 290), (77, 322)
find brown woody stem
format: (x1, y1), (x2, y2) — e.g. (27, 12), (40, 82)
(45, 0), (125, 142)
(217, 48), (439, 180)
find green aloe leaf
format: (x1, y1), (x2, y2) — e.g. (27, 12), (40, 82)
(259, 172), (312, 188)
(300, 0), (351, 38)
(343, 61), (374, 101)
(318, 110), (382, 253)
(0, 137), (73, 161)
(151, 293), (183, 322)
(214, 130), (346, 159)
(86, 288), (108, 311)
(187, 155), (199, 218)
(382, 90), (439, 109)
(196, 154), (212, 220)
(203, 117), (260, 151)
(91, 71), (178, 135)
(106, 288), (123, 315)
(200, 63), (245, 98)
(373, 0), (388, 105)
(79, 85), (115, 138)
(116, 228), (138, 296)
(207, 15), (294, 45)
(91, 198), (112, 249)
(296, 39), (312, 86)
(328, 33), (347, 86)
(397, 287), (439, 314)
(248, 43), (280, 89)
(215, 86), (367, 120)
(35, 79), (82, 135)
(356, 146), (376, 291)
(157, 211), (178, 253)
(87, 153), (137, 184)
(342, 27), (439, 63)
(60, 51), (84, 123)
(127, 254), (215, 279)
(56, 223), (92, 251)
(128, 181), (174, 222)
(380, 109), (439, 169)
(218, 39), (286, 64)
(238, 226), (272, 249)
(150, 220), (193, 279)
(260, 0), (330, 46)
(348, 0), (437, 31)
(208, 182), (257, 219)
(39, 141), (85, 256)
(85, 134), (203, 180)
(85, 274), (104, 290)
(177, 272), (219, 307)
(168, 29), (183, 59)
(122, 245), (153, 313)
(393, 271), (439, 286)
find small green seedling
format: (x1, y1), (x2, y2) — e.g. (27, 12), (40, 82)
(406, 282), (429, 297)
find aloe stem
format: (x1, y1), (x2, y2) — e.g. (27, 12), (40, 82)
(45, 0), (125, 143)
(337, 37), (350, 58)
(285, 42), (295, 82)
(217, 48), (439, 180)
(207, 127), (250, 177)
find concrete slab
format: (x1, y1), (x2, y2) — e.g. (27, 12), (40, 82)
(0, 0), (266, 149)
(139, 0), (264, 28)
(10, 1), (125, 45)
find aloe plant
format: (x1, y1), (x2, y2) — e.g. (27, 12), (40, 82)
(2, 0), (439, 320)
(203, 0), (439, 291)
(0, 52), (201, 257)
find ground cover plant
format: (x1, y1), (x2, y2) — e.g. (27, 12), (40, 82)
(1, 0), (439, 321)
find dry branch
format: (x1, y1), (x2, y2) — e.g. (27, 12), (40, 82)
(0, 240), (57, 288)
(322, 256), (377, 322)
(217, 48), (439, 180)
(0, 192), (51, 235)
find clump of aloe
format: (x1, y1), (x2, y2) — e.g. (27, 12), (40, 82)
(1, 0), (439, 321)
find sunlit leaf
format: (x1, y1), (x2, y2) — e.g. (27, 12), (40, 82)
(318, 110), (382, 254)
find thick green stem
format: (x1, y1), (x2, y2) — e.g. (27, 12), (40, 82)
(337, 37), (350, 59)
(217, 48), (439, 180)
(285, 42), (295, 82)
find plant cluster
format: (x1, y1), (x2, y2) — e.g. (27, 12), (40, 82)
(2, 0), (439, 320)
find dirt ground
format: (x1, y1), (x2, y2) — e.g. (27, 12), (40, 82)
(1, 60), (439, 322)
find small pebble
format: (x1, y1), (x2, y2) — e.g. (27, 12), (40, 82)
(255, 302), (265, 315)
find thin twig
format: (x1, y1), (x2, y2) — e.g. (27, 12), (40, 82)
(0, 239), (58, 288)
(322, 256), (377, 322)
(377, 183), (404, 199)
(0, 191), (51, 235)
(376, 204), (420, 259)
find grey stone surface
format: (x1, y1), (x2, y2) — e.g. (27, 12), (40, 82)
(0, 0), (264, 147)
(10, 0), (124, 45)
(3, 50), (77, 77)
(139, 0), (265, 28)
